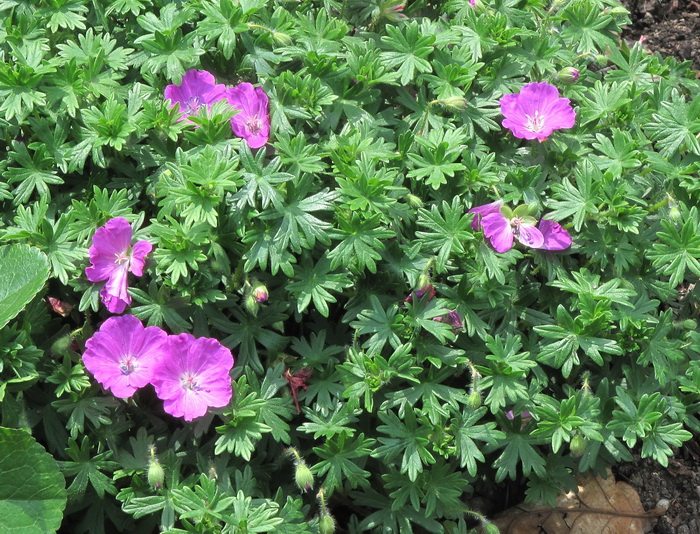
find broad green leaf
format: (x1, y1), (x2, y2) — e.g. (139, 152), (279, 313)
(0, 428), (66, 534)
(0, 245), (50, 329)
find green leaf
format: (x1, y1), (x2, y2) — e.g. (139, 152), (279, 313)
(0, 244), (49, 330)
(0, 428), (66, 534)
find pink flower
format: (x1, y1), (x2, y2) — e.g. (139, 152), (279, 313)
(500, 82), (575, 142)
(164, 70), (227, 123)
(468, 199), (503, 230)
(537, 219), (572, 250)
(433, 310), (463, 333)
(404, 284), (436, 304)
(225, 83), (270, 149)
(469, 202), (572, 253)
(82, 315), (168, 399)
(151, 333), (234, 421)
(85, 218), (153, 314)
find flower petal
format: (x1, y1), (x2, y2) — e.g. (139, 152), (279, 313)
(481, 212), (514, 253)
(129, 240), (153, 277)
(535, 219), (572, 250)
(468, 200), (504, 230)
(516, 223), (545, 249)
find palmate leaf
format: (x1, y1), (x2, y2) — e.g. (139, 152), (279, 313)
(287, 254), (352, 316)
(5, 141), (63, 205)
(373, 409), (435, 482)
(416, 196), (474, 271)
(380, 21), (434, 85)
(328, 213), (394, 274)
(645, 91), (700, 158)
(351, 295), (404, 355)
(452, 407), (504, 477)
(313, 433), (375, 492)
(646, 206), (700, 287)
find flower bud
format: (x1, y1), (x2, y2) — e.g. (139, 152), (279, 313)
(319, 514), (336, 534)
(594, 54), (608, 66)
(148, 458), (165, 490)
(252, 283), (268, 303)
(481, 523), (499, 534)
(466, 391), (481, 410)
(439, 96), (468, 112)
(669, 206), (682, 222)
(406, 194), (423, 209)
(51, 335), (74, 357)
(681, 319), (697, 330)
(295, 461), (315, 493)
(272, 32), (292, 46)
(556, 67), (579, 84)
(570, 435), (587, 457)
(245, 293), (260, 316)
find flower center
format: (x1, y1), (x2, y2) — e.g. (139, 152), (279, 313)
(184, 96), (203, 116)
(245, 115), (263, 135)
(525, 111), (546, 132)
(180, 372), (201, 392)
(119, 355), (137, 375)
(114, 250), (130, 266)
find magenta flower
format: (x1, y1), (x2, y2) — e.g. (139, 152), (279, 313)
(164, 70), (227, 122)
(433, 310), (463, 333)
(537, 219), (572, 250)
(82, 315), (168, 399)
(85, 218), (153, 314)
(469, 199), (503, 230)
(226, 82), (270, 149)
(500, 82), (575, 142)
(469, 202), (572, 253)
(404, 284), (436, 304)
(151, 333), (234, 421)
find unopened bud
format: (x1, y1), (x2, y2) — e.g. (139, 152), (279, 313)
(681, 319), (697, 330)
(295, 462), (315, 493)
(245, 293), (260, 316)
(319, 514), (336, 534)
(466, 391), (481, 410)
(594, 54), (608, 66)
(51, 335), (73, 357)
(406, 194), (423, 209)
(272, 32), (292, 46)
(556, 67), (579, 84)
(669, 206), (682, 222)
(252, 284), (268, 303)
(439, 96), (467, 112)
(481, 523), (499, 534)
(570, 435), (587, 457)
(148, 459), (165, 490)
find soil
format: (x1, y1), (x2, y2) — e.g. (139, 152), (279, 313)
(620, 0), (700, 72)
(615, 435), (700, 534)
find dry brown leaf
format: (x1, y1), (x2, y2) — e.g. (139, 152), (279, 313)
(490, 469), (665, 534)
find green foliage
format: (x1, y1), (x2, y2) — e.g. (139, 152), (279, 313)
(0, 427), (66, 534)
(1, 0), (700, 532)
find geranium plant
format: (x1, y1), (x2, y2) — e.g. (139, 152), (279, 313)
(0, 0), (699, 533)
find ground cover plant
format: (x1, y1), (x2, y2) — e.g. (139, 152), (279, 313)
(0, 0), (699, 532)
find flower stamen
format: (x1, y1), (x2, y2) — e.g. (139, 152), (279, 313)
(525, 111), (546, 133)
